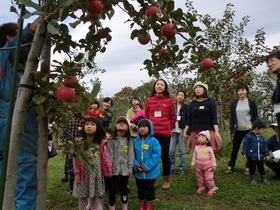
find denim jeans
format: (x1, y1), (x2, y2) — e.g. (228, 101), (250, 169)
(169, 132), (186, 171)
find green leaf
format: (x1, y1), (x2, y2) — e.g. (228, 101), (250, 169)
(21, 0), (41, 11)
(59, 7), (69, 22)
(58, 0), (74, 7)
(47, 20), (60, 34)
(137, 29), (148, 40)
(69, 20), (81, 29)
(33, 94), (47, 104)
(130, 29), (139, 40)
(35, 104), (45, 117)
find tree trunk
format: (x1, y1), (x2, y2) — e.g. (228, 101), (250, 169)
(3, 16), (46, 210)
(36, 33), (51, 210)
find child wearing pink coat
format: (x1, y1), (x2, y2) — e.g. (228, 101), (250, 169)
(191, 130), (218, 195)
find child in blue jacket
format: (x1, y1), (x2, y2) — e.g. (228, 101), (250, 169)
(242, 119), (270, 185)
(133, 119), (161, 210)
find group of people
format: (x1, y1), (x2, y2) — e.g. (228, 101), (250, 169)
(1, 15), (280, 209)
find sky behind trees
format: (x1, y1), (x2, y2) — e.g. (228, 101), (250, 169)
(1, 0), (279, 96)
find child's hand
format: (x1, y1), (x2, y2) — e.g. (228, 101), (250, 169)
(136, 164), (143, 172)
(191, 165), (195, 169)
(108, 172), (113, 177)
(212, 166), (217, 171)
(128, 172), (133, 178)
(265, 156), (270, 160)
(243, 155), (247, 159)
(75, 178), (80, 184)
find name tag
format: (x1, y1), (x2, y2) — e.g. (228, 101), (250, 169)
(199, 106), (205, 109)
(200, 150), (207, 155)
(154, 111), (162, 117)
(142, 144), (149, 150)
(177, 115), (181, 121)
(122, 146), (128, 152)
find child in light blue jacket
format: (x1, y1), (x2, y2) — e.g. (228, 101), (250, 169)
(133, 119), (161, 210)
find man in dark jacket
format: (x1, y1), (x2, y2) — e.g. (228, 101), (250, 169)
(265, 122), (280, 179)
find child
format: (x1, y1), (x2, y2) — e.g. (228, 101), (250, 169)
(191, 130), (217, 195)
(101, 97), (114, 127)
(60, 111), (85, 194)
(242, 119), (270, 185)
(103, 127), (114, 192)
(133, 119), (161, 210)
(130, 104), (145, 125)
(107, 116), (134, 210)
(72, 117), (112, 210)
(86, 99), (103, 119)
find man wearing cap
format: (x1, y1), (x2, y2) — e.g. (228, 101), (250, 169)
(265, 122), (280, 179)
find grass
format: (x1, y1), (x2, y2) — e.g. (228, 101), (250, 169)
(47, 128), (280, 209)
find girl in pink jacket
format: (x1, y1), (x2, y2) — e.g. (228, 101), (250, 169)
(191, 130), (218, 195)
(73, 117), (112, 210)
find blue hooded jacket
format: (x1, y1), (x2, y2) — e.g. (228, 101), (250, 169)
(242, 131), (269, 161)
(133, 119), (161, 179)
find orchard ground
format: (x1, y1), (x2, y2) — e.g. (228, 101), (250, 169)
(47, 128), (280, 209)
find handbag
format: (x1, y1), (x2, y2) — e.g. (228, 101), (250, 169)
(48, 143), (58, 158)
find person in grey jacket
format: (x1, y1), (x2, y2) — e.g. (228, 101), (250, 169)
(107, 116), (134, 210)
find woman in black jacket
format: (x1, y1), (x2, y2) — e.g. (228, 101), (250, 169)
(225, 83), (258, 175)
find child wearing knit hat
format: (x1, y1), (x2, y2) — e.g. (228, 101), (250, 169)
(191, 130), (218, 195)
(242, 119), (270, 185)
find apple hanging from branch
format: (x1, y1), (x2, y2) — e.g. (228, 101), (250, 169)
(161, 23), (177, 38)
(56, 86), (76, 102)
(63, 76), (78, 87)
(201, 58), (214, 69)
(138, 33), (151, 45)
(145, 6), (162, 17)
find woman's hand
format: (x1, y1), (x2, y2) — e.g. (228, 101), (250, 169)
(215, 132), (223, 143)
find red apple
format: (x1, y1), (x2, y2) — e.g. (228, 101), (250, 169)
(63, 76), (78, 87)
(189, 65), (196, 70)
(138, 33), (151, 45)
(87, 0), (103, 16)
(234, 75), (239, 78)
(177, 71), (181, 74)
(158, 49), (170, 58)
(239, 71), (244, 75)
(231, 90), (235, 93)
(201, 58), (214, 69)
(253, 61), (259, 66)
(97, 28), (107, 38)
(161, 23), (177, 38)
(145, 6), (162, 17)
(227, 97), (232, 100)
(56, 87), (76, 102)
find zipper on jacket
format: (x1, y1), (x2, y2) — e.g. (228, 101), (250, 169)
(255, 134), (260, 160)
(141, 139), (146, 179)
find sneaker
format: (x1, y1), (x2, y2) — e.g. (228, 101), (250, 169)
(67, 191), (73, 195)
(61, 177), (69, 183)
(224, 167), (232, 174)
(244, 168), (250, 176)
(207, 190), (216, 195)
(196, 187), (205, 193)
(176, 170), (185, 175)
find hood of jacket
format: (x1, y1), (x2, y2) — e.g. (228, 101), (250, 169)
(136, 119), (154, 139)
